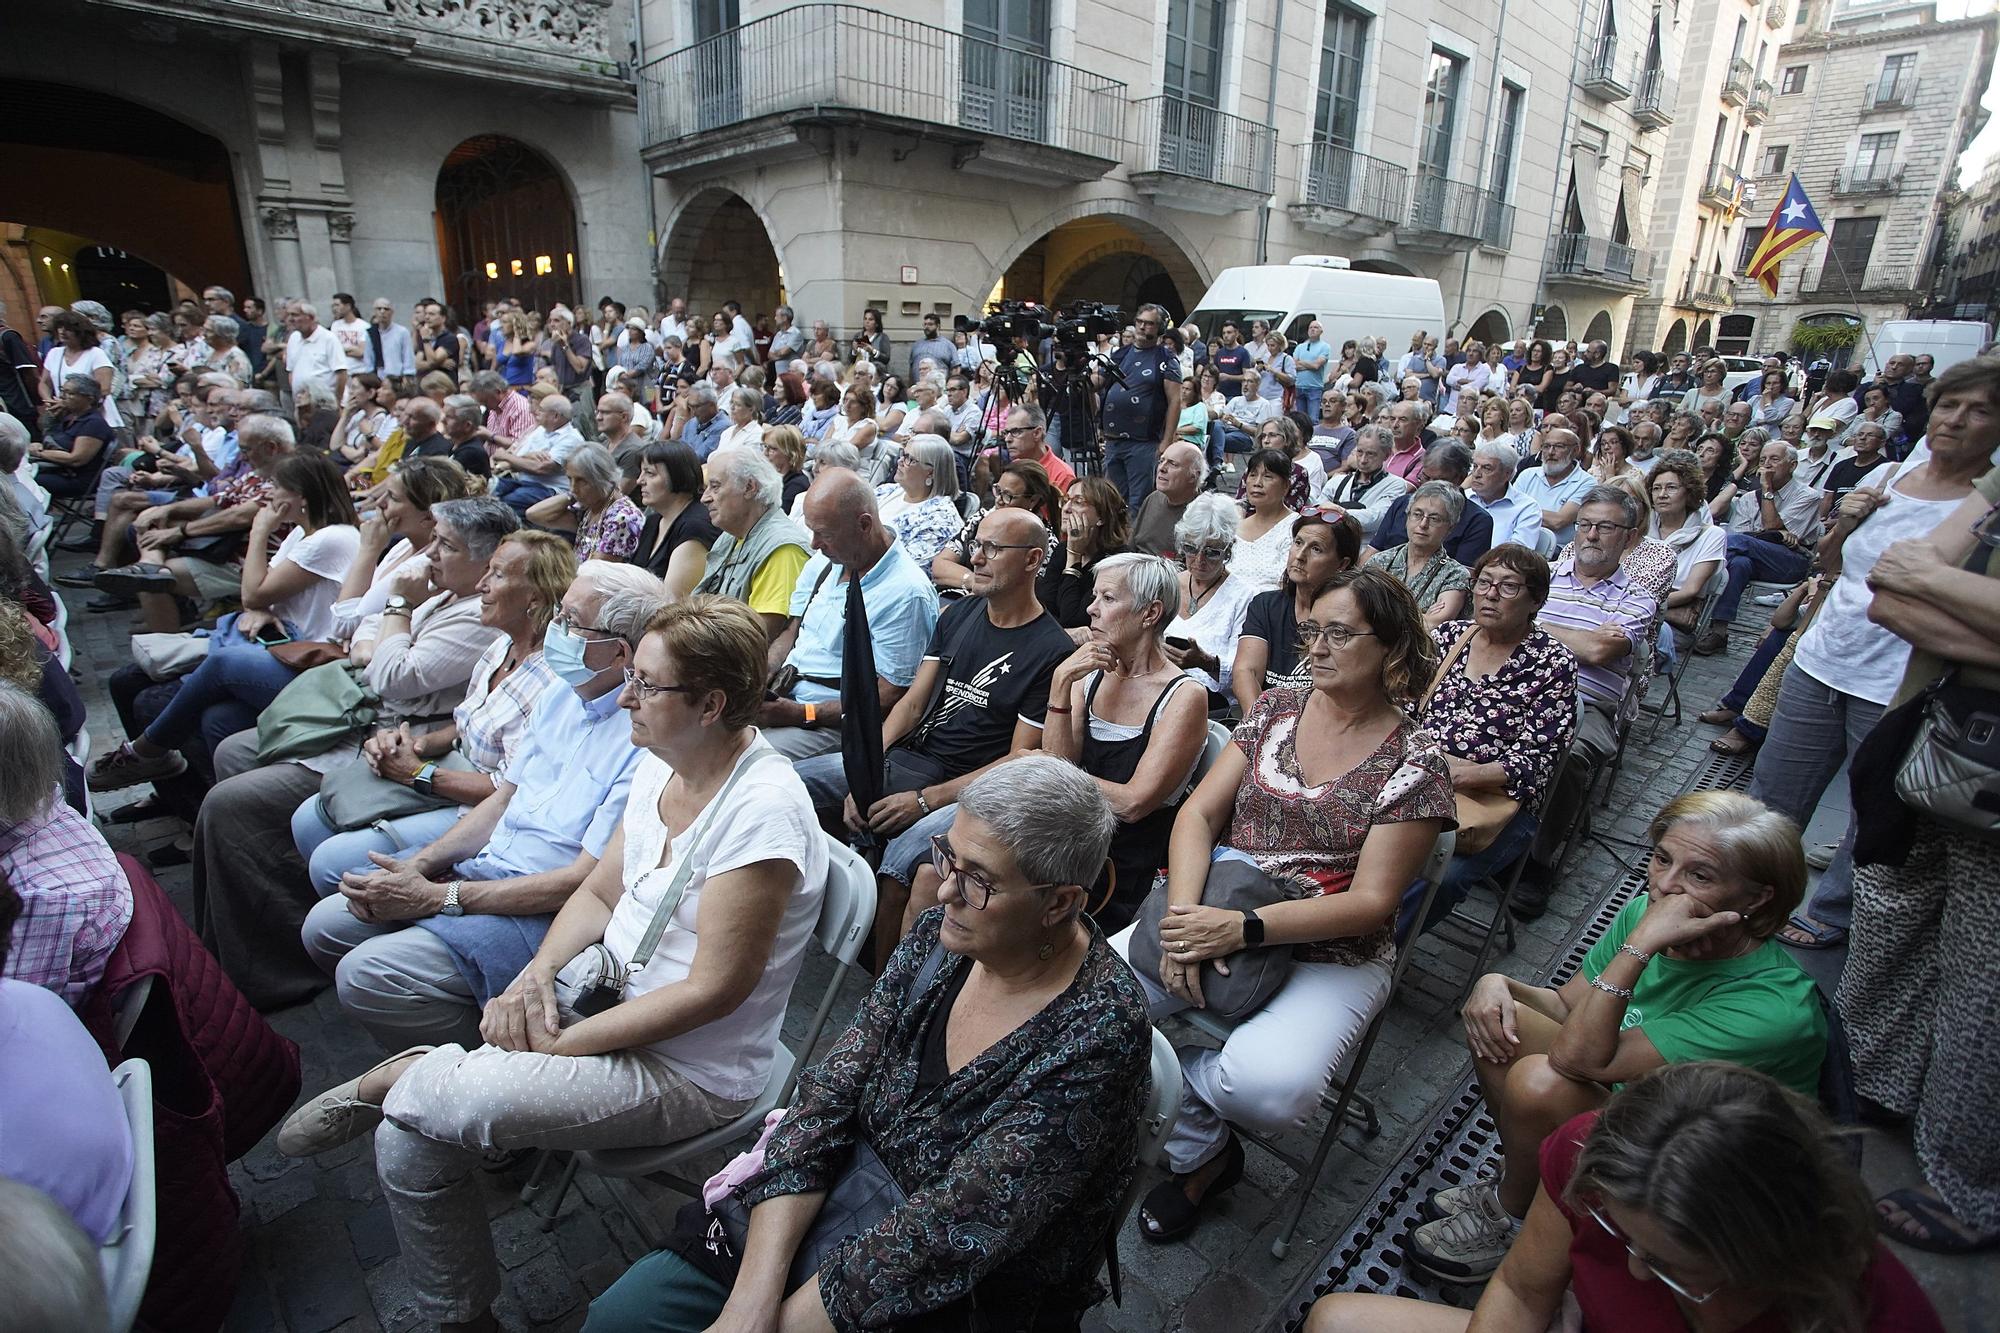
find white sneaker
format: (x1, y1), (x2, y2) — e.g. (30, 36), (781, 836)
(1408, 1182), (1522, 1280)
(1418, 1172), (1499, 1223)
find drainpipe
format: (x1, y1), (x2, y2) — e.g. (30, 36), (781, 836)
(632, 0), (662, 304)
(1255, 0), (1289, 264)
(1519, 0), (1584, 341)
(1455, 0), (1511, 336)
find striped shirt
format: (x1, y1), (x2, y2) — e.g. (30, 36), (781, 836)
(455, 641), (560, 775)
(1537, 565), (1658, 719)
(0, 799), (131, 1008)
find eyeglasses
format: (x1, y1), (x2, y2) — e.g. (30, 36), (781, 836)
(971, 538), (1040, 560)
(1583, 1202), (1721, 1304)
(930, 834), (1058, 910)
(1000, 426), (1037, 439)
(552, 607), (617, 640)
(621, 668), (698, 701)
(898, 455), (932, 471)
(1574, 519), (1634, 536)
(1472, 575), (1528, 599)
(1176, 541), (1232, 563)
(1296, 621), (1377, 652)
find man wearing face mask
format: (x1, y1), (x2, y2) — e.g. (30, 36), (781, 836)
(296, 562), (667, 1050)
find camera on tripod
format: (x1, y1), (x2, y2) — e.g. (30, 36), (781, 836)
(955, 301), (1053, 347)
(1051, 301), (1125, 348)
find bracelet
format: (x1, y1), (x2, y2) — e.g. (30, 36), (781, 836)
(1617, 944), (1653, 966)
(915, 790), (932, 815)
(1046, 704), (1073, 714)
(801, 701), (819, 727)
(1587, 974), (1635, 1001)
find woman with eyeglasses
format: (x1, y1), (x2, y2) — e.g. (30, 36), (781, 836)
(588, 755), (1155, 1333)
(1647, 452), (1726, 653)
(1590, 424), (1643, 484)
(1366, 480), (1472, 629)
(1231, 510), (1363, 716)
(1114, 567), (1453, 1243)
(1403, 546), (1576, 938)
(1161, 494), (1257, 703)
(1310, 1061), (1941, 1333)
(1053, 475), (1132, 631)
(1232, 446), (1305, 591)
(872, 432), (964, 569)
(932, 459), (1062, 603)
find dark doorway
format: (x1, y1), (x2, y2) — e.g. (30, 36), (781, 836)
(435, 136), (580, 319)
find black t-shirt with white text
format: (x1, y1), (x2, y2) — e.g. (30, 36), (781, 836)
(899, 596), (1074, 776)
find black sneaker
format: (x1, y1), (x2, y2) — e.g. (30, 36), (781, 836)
(1508, 873), (1554, 921)
(93, 563), (178, 597)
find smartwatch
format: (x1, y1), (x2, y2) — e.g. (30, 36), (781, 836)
(802, 702), (819, 727)
(411, 761), (439, 797)
(1241, 908), (1266, 947)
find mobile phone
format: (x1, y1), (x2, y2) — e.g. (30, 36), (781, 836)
(1164, 635), (1193, 651)
(255, 623), (294, 646)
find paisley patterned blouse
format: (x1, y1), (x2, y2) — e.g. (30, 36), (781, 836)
(1227, 684), (1456, 967)
(1418, 622), (1578, 814)
(744, 910), (1152, 1332)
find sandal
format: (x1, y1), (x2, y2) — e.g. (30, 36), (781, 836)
(1139, 1133), (1244, 1243)
(1709, 730), (1756, 756)
(1875, 1188), (1999, 1255)
(1697, 706), (1738, 726)
(1778, 914), (1847, 950)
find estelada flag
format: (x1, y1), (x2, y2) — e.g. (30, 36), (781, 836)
(1744, 173), (1826, 298)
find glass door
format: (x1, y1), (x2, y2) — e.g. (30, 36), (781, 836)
(1161, 0), (1227, 178)
(963, 0), (1052, 142)
(693, 0), (742, 131)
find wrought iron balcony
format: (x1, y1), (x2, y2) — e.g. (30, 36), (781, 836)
(1683, 271), (1736, 310)
(636, 4), (1127, 178)
(1129, 96), (1278, 211)
(1833, 167), (1904, 196)
(1722, 57), (1754, 105)
(1698, 163), (1745, 212)
(1480, 195), (1517, 252)
(1398, 174), (1507, 253)
(1633, 68), (1677, 128)
(1862, 79), (1919, 114)
(1745, 79), (1773, 123)
(1548, 233), (1654, 292)
(1290, 141), (1408, 239)
(1581, 48), (1632, 102)
(1765, 0), (1789, 29)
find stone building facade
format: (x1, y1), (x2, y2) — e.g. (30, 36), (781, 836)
(1725, 0), (1998, 358)
(1939, 158), (2000, 327)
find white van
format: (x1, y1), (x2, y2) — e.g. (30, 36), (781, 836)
(1188, 256), (1447, 361)
(1862, 320), (1990, 380)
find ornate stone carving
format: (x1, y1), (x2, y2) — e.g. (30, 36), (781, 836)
(261, 206), (299, 239)
(384, 0), (613, 61)
(328, 212), (356, 242)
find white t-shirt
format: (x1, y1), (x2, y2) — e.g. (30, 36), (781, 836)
(43, 346), (123, 429)
(272, 524), (362, 642)
(602, 741), (827, 1100)
(287, 325), (347, 398)
(1166, 571), (1258, 693)
(330, 317), (370, 366)
(1792, 459), (1963, 706)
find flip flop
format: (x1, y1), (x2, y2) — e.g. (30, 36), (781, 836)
(1875, 1188), (1999, 1255)
(1139, 1134), (1244, 1244)
(1779, 914), (1847, 950)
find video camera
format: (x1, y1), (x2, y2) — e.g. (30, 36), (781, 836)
(955, 300), (1053, 347)
(1051, 301), (1125, 347)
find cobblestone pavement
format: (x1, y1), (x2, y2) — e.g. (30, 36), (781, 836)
(55, 547), (1986, 1333)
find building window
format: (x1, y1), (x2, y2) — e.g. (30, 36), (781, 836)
(1855, 131), (1898, 180)
(1825, 216), (1882, 287)
(1877, 53), (1916, 103)
(1780, 64), (1807, 94)
(1164, 0), (1228, 108)
(1716, 314), (1755, 356)
(1420, 49), (1463, 177)
(1314, 3), (1368, 146)
(1489, 83), (1524, 200)
(1760, 144), (1788, 177)
(1738, 225), (1766, 270)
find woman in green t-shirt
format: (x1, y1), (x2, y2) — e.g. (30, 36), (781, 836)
(1406, 790), (1825, 1284)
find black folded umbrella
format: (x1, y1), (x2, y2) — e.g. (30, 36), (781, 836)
(839, 567), (885, 858)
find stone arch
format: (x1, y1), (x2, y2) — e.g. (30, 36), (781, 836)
(1693, 318), (1714, 350)
(989, 201), (1209, 317)
(1582, 309), (1615, 349)
(435, 135), (581, 318)
(1661, 319), (1689, 355)
(1349, 252), (1417, 276)
(1538, 303), (1569, 341)
(658, 187), (785, 329)
(1466, 307), (1511, 347)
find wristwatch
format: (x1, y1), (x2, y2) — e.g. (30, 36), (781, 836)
(1241, 908), (1266, 947)
(411, 761), (439, 797)
(439, 879), (465, 917)
(383, 594), (412, 614)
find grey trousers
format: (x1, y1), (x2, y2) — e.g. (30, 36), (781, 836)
(301, 894), (483, 1051)
(762, 724), (842, 760)
(377, 1043), (751, 1324)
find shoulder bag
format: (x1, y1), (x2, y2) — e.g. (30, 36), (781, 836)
(253, 661), (381, 764)
(1417, 626), (1519, 855)
(1894, 670), (2000, 840)
(315, 748), (478, 831)
(1129, 855), (1296, 1023)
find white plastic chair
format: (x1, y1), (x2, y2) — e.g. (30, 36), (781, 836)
(112, 974), (152, 1051)
(27, 522), (51, 582)
(100, 1058), (156, 1333)
(1197, 719), (1232, 785)
(537, 835), (879, 1235)
(50, 589), (72, 670)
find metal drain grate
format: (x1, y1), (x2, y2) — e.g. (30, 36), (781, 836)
(1277, 863), (1651, 1330)
(1686, 748), (1756, 794)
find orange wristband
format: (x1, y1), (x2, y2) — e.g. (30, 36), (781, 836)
(802, 702), (819, 727)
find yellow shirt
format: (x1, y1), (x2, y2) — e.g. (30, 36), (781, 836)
(747, 543), (811, 617)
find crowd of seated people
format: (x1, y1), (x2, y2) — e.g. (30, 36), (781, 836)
(0, 285), (1982, 1329)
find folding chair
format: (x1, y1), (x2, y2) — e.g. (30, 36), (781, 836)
(26, 522), (51, 582)
(44, 450), (110, 554)
(112, 972), (151, 1051)
(51, 589), (73, 670)
(100, 1058), (157, 1333)
(529, 835), (878, 1236)
(1641, 564), (1725, 739)
(1177, 829), (1455, 1259)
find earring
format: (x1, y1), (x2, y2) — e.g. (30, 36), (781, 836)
(1037, 938), (1055, 961)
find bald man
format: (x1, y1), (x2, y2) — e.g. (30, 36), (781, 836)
(755, 469), (940, 759)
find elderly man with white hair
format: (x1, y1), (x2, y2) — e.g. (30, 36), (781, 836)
(1464, 440), (1544, 552)
(490, 395), (584, 513)
(284, 300), (347, 405)
(695, 445), (812, 636)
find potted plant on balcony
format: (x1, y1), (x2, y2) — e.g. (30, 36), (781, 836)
(1790, 317), (1860, 365)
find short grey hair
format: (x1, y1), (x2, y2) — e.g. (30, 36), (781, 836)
(565, 442), (621, 495)
(1472, 440), (1520, 480)
(1173, 492), (1242, 550)
(1094, 552), (1182, 626)
(1350, 422), (1395, 454)
(684, 383), (718, 410)
(812, 441), (860, 474)
(708, 445), (782, 509)
(727, 385), (762, 418)
(908, 408), (951, 438)
(468, 370), (507, 395)
(538, 395), (575, 425)
(238, 413), (296, 453)
(956, 754), (1116, 896)
(575, 562), (668, 648)
(431, 495), (521, 560)
(239, 388), (282, 416)
(441, 394), (483, 432)
(296, 379), (338, 412)
(0, 414), (28, 470)
(293, 300), (318, 319)
(900, 434), (961, 500)
(0, 1177), (109, 1333)
(1425, 440), (1475, 482)
(1577, 483), (1642, 529)
(0, 683), (62, 824)
(58, 374), (101, 405)
(1410, 479), (1467, 524)
(202, 315), (237, 341)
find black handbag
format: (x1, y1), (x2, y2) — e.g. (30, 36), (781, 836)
(1129, 855), (1296, 1022)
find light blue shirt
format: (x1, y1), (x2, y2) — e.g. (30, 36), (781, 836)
(682, 410), (729, 461)
(1468, 486), (1545, 552)
(1513, 463), (1595, 546)
(783, 538), (938, 704)
(454, 682), (643, 881)
(1293, 339), (1332, 389)
(363, 322), (417, 376)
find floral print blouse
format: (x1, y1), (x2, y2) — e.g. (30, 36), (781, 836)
(1367, 544), (1472, 612)
(1418, 622), (1577, 814)
(875, 486), (964, 571)
(572, 493), (645, 561)
(1227, 684), (1456, 967)
(745, 911), (1151, 1332)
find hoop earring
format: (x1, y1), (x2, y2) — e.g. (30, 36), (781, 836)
(1037, 938), (1056, 962)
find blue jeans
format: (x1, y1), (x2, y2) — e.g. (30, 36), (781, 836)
(793, 751), (953, 889)
(1221, 429), (1257, 455)
(1398, 807), (1540, 940)
(143, 612), (301, 751)
(1204, 420), (1226, 471)
(1295, 384), (1323, 422)
(492, 475), (557, 513)
(292, 796), (465, 895)
(1103, 438), (1157, 512)
(1714, 531), (1811, 624)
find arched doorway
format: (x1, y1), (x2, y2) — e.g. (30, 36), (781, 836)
(1661, 319), (1689, 355)
(1693, 319), (1714, 351)
(1582, 309), (1615, 350)
(1002, 214), (1204, 322)
(436, 135), (579, 318)
(659, 189), (783, 331)
(1537, 304), (1569, 341)
(1716, 313), (1755, 356)
(1466, 308), (1511, 348)
(0, 79), (249, 315)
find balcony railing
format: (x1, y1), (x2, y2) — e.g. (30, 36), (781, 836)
(1745, 79), (1773, 123)
(636, 5), (1127, 161)
(1699, 162), (1745, 211)
(1862, 79), (1919, 113)
(1633, 67), (1677, 127)
(1683, 271), (1736, 310)
(1581, 48), (1632, 101)
(1722, 57), (1754, 104)
(1397, 174), (1511, 250)
(1765, 0), (1789, 29)
(1481, 194), (1517, 251)
(1130, 95), (1277, 194)
(1550, 233), (1654, 288)
(1296, 141), (1408, 227)
(1833, 167), (1903, 196)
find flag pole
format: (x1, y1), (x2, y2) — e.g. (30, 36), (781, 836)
(1812, 240), (1885, 375)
